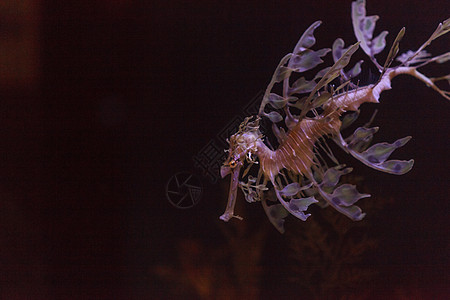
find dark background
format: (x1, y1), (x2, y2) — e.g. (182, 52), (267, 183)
(0, 0), (448, 298)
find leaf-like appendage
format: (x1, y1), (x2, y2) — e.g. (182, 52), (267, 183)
(274, 66), (294, 83)
(347, 126), (379, 152)
(360, 15), (379, 40)
(346, 60), (363, 78)
(280, 182), (302, 196)
(321, 166), (353, 190)
(360, 136), (411, 164)
(244, 190), (259, 203)
(443, 75), (450, 85)
(289, 77), (316, 95)
(272, 123), (287, 144)
(272, 54), (293, 83)
(340, 134), (415, 175)
(336, 205), (366, 221)
(288, 197), (318, 218)
(314, 67), (332, 80)
(340, 111), (360, 130)
(268, 93), (288, 109)
(284, 114), (298, 130)
(332, 38), (347, 62)
(318, 184), (368, 221)
(262, 202), (289, 234)
(431, 17), (450, 40)
(327, 43), (360, 81)
(259, 54), (292, 115)
(280, 182), (314, 197)
(397, 50), (431, 65)
(278, 195), (318, 221)
(288, 96), (307, 110)
(290, 48), (331, 72)
(382, 27), (405, 71)
(306, 42), (360, 106)
(333, 39), (364, 79)
(332, 38), (344, 62)
(378, 159), (414, 175)
(315, 162), (369, 221)
(371, 31), (388, 55)
(311, 92), (331, 108)
(291, 197), (318, 211)
(432, 74), (450, 86)
(398, 18), (450, 67)
(293, 20), (322, 53)
(352, 0), (388, 57)
(436, 52), (450, 64)
(265, 111), (283, 123)
(329, 184), (370, 207)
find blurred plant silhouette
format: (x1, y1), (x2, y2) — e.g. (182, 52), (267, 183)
(154, 177), (393, 299)
(155, 179), (268, 299)
(284, 174), (388, 299)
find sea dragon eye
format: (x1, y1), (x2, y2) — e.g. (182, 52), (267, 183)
(229, 160), (237, 168)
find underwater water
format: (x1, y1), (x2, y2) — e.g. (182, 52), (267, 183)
(0, 0), (448, 299)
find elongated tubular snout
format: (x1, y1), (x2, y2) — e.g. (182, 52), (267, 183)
(219, 164), (242, 221)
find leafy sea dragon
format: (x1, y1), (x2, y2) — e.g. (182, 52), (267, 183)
(220, 0), (449, 233)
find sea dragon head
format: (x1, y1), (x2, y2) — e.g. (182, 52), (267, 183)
(220, 116), (262, 221)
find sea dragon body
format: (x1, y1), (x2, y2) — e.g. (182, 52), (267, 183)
(220, 0), (449, 233)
